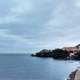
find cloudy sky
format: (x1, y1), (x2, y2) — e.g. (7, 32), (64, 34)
(0, 0), (80, 53)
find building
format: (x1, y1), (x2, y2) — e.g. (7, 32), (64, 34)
(62, 44), (80, 54)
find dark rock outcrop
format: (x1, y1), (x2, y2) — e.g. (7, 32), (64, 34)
(31, 44), (80, 60)
(33, 49), (52, 57)
(72, 51), (80, 60)
(32, 49), (70, 59)
(52, 49), (70, 59)
(67, 69), (78, 80)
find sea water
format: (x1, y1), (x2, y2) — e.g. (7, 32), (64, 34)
(0, 54), (79, 80)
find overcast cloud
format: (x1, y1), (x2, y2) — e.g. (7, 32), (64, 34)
(0, 0), (80, 53)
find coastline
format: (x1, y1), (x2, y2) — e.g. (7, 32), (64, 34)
(32, 44), (80, 60)
(66, 67), (80, 80)
(66, 69), (77, 80)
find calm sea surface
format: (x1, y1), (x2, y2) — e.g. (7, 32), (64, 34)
(0, 54), (79, 80)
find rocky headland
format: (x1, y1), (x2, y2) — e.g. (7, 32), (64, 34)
(32, 44), (80, 60)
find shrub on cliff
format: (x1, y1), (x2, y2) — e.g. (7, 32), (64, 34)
(52, 49), (70, 59)
(73, 51), (80, 60)
(35, 49), (52, 57)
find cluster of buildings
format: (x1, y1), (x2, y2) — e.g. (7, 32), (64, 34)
(62, 44), (80, 54)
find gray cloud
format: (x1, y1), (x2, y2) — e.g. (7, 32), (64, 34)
(0, 0), (80, 53)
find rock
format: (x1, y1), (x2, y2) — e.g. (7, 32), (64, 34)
(52, 49), (70, 59)
(31, 53), (36, 56)
(35, 49), (52, 57)
(66, 69), (78, 80)
(72, 51), (80, 60)
(32, 44), (80, 60)
(32, 48), (70, 59)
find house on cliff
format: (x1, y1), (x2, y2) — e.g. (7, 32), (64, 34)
(62, 44), (80, 54)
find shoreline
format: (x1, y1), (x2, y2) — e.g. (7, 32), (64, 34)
(66, 68), (80, 80)
(32, 44), (80, 60)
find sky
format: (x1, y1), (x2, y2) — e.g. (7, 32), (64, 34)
(0, 0), (80, 53)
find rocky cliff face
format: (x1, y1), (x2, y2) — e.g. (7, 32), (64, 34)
(62, 44), (80, 54)
(32, 44), (80, 60)
(33, 49), (52, 57)
(66, 69), (78, 80)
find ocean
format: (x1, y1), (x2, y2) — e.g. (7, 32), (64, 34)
(0, 54), (79, 80)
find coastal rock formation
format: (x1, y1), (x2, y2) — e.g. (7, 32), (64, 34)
(32, 49), (52, 57)
(66, 69), (78, 80)
(32, 44), (80, 60)
(52, 49), (69, 59)
(66, 68), (80, 80)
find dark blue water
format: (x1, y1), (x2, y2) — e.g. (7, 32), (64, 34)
(0, 54), (79, 80)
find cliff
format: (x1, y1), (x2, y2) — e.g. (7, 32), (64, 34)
(31, 44), (80, 60)
(66, 67), (80, 80)
(66, 69), (78, 80)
